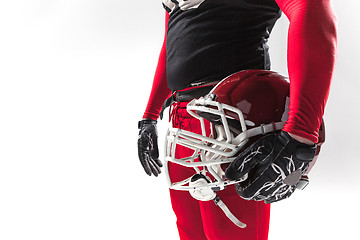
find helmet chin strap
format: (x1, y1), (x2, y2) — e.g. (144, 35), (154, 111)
(189, 174), (247, 228)
(213, 196), (247, 228)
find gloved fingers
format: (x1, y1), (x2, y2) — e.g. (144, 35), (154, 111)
(225, 134), (274, 181)
(154, 158), (163, 168)
(138, 151), (163, 177)
(138, 152), (152, 176)
(151, 133), (160, 160)
(148, 156), (162, 177)
(264, 185), (296, 204)
(238, 167), (296, 203)
(236, 171), (275, 200)
(225, 149), (261, 181)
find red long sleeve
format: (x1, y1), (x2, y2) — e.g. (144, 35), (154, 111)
(142, 13), (171, 120)
(275, 0), (337, 143)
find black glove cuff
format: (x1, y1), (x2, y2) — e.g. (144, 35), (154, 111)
(280, 131), (316, 162)
(138, 119), (157, 129)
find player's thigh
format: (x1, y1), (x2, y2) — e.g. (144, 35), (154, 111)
(200, 186), (270, 240)
(168, 159), (207, 240)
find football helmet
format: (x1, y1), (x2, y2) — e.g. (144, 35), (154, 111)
(164, 70), (291, 199)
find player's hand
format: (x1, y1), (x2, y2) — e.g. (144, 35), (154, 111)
(225, 131), (316, 203)
(137, 119), (163, 176)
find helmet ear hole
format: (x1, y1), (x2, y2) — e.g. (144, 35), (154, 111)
(189, 174), (217, 201)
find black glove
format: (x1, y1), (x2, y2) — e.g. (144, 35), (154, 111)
(225, 131), (316, 203)
(137, 119), (163, 176)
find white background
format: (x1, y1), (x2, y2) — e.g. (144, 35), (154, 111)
(0, 1), (358, 239)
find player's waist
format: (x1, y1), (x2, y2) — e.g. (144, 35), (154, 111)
(159, 83), (217, 119)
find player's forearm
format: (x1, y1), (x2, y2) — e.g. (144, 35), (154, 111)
(277, 0), (337, 143)
(143, 13), (171, 120)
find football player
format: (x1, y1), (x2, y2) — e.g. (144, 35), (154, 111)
(137, 0), (337, 239)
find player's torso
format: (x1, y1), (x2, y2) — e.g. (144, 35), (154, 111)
(163, 0), (281, 90)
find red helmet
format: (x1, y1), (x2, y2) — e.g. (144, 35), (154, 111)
(164, 70), (323, 200)
(209, 69), (289, 128)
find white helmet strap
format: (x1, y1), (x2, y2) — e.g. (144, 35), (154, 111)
(213, 196), (247, 228)
(188, 174), (247, 228)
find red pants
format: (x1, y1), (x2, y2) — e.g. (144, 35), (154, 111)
(168, 102), (271, 240)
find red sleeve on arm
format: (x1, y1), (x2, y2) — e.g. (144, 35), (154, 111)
(275, 0), (337, 143)
(142, 13), (172, 120)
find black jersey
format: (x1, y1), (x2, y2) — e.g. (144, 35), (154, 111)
(163, 0), (281, 90)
